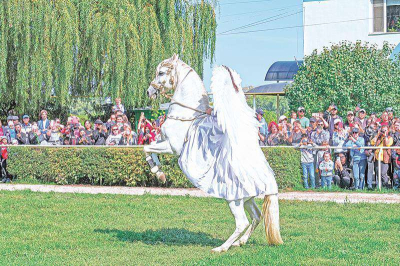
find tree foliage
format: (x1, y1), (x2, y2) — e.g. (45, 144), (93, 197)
(0, 0), (217, 118)
(286, 41), (400, 117)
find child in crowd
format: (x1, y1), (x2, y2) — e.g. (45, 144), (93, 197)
(315, 141), (330, 187)
(319, 152), (334, 189)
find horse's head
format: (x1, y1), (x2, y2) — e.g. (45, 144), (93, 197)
(147, 54), (179, 99)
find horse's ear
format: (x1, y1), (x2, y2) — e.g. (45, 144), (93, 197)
(172, 54), (179, 62)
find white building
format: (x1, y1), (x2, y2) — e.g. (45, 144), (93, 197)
(303, 0), (400, 55)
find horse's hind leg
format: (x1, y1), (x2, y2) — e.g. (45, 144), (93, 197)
(211, 199), (249, 253)
(232, 197), (261, 247)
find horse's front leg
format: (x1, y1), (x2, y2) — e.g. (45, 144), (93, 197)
(143, 140), (174, 183)
(144, 139), (174, 154)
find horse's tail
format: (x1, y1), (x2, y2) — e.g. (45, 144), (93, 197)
(262, 194), (283, 245)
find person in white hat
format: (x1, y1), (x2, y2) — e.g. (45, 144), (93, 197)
(278, 115), (291, 138)
(354, 108), (367, 130)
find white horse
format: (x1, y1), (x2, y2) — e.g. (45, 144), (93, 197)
(144, 54), (283, 253)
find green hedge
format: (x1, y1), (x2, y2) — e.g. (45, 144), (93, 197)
(7, 147), (301, 190)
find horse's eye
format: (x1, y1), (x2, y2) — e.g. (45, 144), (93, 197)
(158, 71), (165, 76)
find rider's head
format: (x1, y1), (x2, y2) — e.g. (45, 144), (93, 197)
(147, 54), (179, 99)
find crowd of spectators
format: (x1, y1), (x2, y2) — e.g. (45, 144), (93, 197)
(256, 105), (400, 191)
(0, 98), (165, 147)
(0, 98), (165, 182)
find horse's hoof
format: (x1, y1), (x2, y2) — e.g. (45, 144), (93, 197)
(231, 241), (240, 247)
(211, 246), (228, 253)
(156, 171), (166, 183)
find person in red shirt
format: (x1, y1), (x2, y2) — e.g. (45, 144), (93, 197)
(1, 136), (10, 183)
(380, 111), (390, 127)
(138, 125), (155, 145)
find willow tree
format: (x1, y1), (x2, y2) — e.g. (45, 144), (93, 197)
(0, 0), (217, 119)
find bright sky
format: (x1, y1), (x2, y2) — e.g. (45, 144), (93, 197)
(203, 0), (304, 89)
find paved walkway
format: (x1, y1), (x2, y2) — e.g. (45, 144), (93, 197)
(0, 184), (399, 204)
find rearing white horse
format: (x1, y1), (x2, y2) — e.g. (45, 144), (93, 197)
(144, 54), (283, 253)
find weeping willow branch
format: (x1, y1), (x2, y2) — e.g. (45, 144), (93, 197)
(0, 0), (217, 117)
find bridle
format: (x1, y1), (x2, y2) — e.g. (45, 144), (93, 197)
(150, 61), (207, 121)
(150, 62), (176, 97)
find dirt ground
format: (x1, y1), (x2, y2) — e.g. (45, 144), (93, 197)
(1, 184), (399, 204)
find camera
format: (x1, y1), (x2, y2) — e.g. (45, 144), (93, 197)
(364, 126), (376, 138)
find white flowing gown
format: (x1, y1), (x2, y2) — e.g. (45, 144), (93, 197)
(178, 113), (278, 201)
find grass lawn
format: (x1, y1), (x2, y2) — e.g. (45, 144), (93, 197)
(0, 191), (399, 265)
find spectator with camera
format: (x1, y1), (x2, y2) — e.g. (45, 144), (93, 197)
(324, 104), (343, 138)
(67, 123), (81, 145)
(15, 123), (29, 144)
(345, 127), (367, 190)
(288, 120), (303, 145)
(386, 107), (395, 125)
(332, 120), (348, 160)
(106, 114), (117, 131)
(370, 124), (393, 188)
(296, 134), (316, 189)
(138, 125), (156, 145)
(119, 127), (137, 145)
(344, 111), (355, 132)
(354, 109), (368, 130)
(92, 120), (108, 145)
(78, 129), (92, 145)
(278, 115), (291, 137)
(380, 111), (390, 127)
(267, 121), (286, 146)
(29, 125), (46, 144)
(333, 152), (354, 189)
(106, 126), (122, 146)
(44, 121), (62, 145)
(311, 120), (330, 146)
(306, 117), (317, 139)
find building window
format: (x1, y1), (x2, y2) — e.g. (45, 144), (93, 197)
(373, 0), (385, 32)
(372, 0), (400, 33)
(387, 1), (400, 32)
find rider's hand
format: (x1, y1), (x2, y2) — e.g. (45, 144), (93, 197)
(206, 108), (213, 115)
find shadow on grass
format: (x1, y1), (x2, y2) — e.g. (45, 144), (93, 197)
(95, 228), (223, 247)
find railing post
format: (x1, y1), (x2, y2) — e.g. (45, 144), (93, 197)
(378, 147), (383, 191)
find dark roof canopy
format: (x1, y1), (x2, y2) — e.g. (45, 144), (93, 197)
(245, 82), (288, 95)
(264, 60), (303, 82)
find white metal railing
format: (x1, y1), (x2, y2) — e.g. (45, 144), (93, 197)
(262, 145), (400, 191)
(3, 144), (399, 191)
